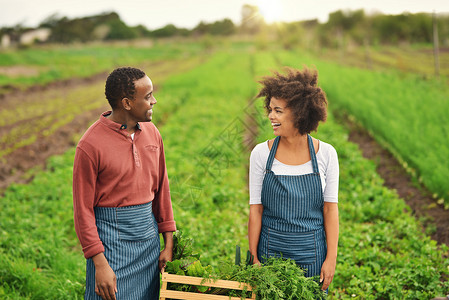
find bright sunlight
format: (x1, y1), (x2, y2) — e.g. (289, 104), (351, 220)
(257, 0), (282, 23)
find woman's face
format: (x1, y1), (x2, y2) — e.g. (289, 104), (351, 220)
(268, 97), (298, 137)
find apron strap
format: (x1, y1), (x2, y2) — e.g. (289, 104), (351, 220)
(265, 136), (280, 172)
(266, 135), (319, 173)
(308, 134), (319, 174)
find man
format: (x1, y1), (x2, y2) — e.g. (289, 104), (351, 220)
(73, 67), (176, 300)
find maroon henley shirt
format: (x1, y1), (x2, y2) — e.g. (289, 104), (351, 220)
(73, 111), (176, 258)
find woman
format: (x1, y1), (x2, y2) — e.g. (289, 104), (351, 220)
(248, 67), (339, 291)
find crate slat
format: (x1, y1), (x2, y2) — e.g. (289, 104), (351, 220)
(160, 272), (256, 300)
(162, 273), (253, 290)
(160, 290), (254, 300)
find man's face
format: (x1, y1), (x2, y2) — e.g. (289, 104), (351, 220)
(129, 75), (157, 122)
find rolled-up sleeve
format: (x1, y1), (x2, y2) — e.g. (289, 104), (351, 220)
(152, 138), (176, 233)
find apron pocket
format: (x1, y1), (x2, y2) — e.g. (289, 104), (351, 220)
(116, 205), (156, 241)
(268, 228), (317, 266)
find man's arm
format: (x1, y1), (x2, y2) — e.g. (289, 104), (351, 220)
(159, 231), (174, 271)
(73, 146), (116, 300)
(92, 253), (117, 300)
(151, 136), (176, 272)
(73, 146), (104, 258)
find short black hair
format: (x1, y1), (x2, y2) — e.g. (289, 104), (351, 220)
(258, 67), (328, 135)
(105, 67), (146, 109)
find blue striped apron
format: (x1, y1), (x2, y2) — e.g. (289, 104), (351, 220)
(85, 201), (160, 300)
(257, 135), (327, 278)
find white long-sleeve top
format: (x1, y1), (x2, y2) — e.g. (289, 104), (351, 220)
(249, 139), (339, 205)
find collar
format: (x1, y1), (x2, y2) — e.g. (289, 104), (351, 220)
(100, 111), (142, 132)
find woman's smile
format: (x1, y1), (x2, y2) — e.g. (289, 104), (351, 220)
(271, 122), (281, 130)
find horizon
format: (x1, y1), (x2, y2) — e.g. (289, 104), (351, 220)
(1, 0), (449, 31)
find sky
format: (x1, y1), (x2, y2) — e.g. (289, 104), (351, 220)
(1, 0), (449, 30)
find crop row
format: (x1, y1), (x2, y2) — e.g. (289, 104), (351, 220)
(0, 46), (259, 298)
(0, 41), (203, 91)
(316, 45), (449, 78)
(0, 55), (202, 160)
(254, 50), (449, 298)
(274, 50), (449, 207)
(3, 41), (448, 207)
(0, 44), (448, 299)
(0, 49), (206, 299)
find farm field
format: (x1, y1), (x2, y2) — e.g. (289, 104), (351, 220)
(0, 46), (204, 193)
(285, 51), (449, 207)
(0, 41), (448, 299)
(316, 44), (449, 79)
(0, 40), (204, 93)
(255, 46), (449, 208)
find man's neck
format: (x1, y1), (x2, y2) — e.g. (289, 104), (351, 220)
(107, 110), (137, 133)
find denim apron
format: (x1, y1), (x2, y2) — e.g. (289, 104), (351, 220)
(85, 201), (160, 300)
(257, 135), (327, 278)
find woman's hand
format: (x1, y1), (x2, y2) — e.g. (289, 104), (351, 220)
(320, 258), (336, 291)
(248, 204), (263, 268)
(252, 257), (262, 266)
(92, 253), (117, 300)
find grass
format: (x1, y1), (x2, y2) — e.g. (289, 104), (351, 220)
(273, 49), (449, 207)
(0, 40), (204, 91)
(0, 54), (203, 159)
(316, 43), (449, 79)
(0, 42), (448, 299)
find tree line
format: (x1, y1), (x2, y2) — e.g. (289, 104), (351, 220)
(1, 6), (448, 48)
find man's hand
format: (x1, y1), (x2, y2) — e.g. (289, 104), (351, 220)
(92, 253), (117, 300)
(159, 232), (174, 272)
(159, 247), (173, 271)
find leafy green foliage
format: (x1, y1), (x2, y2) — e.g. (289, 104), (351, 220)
(0, 42), (201, 90)
(166, 232), (326, 299)
(253, 50), (449, 298)
(0, 150), (84, 299)
(1, 43), (448, 299)
(165, 232), (213, 293)
(276, 50), (449, 207)
(171, 230), (200, 262)
(0, 49), (202, 159)
(228, 258), (326, 300)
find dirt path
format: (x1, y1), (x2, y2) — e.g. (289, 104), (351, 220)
(0, 57), (204, 193)
(0, 74), (110, 192)
(337, 114), (449, 247)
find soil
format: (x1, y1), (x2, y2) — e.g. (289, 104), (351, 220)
(0, 65), (40, 77)
(337, 114), (449, 247)
(0, 74), (109, 193)
(1, 75), (448, 248)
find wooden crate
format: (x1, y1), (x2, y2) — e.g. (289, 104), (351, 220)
(160, 272), (256, 300)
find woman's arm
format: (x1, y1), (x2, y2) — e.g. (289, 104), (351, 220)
(248, 143), (267, 264)
(321, 202), (339, 290)
(248, 204), (264, 264)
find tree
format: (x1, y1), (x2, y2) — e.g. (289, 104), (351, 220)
(149, 24), (189, 38)
(105, 19), (138, 40)
(209, 19), (235, 35)
(240, 4), (264, 34)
